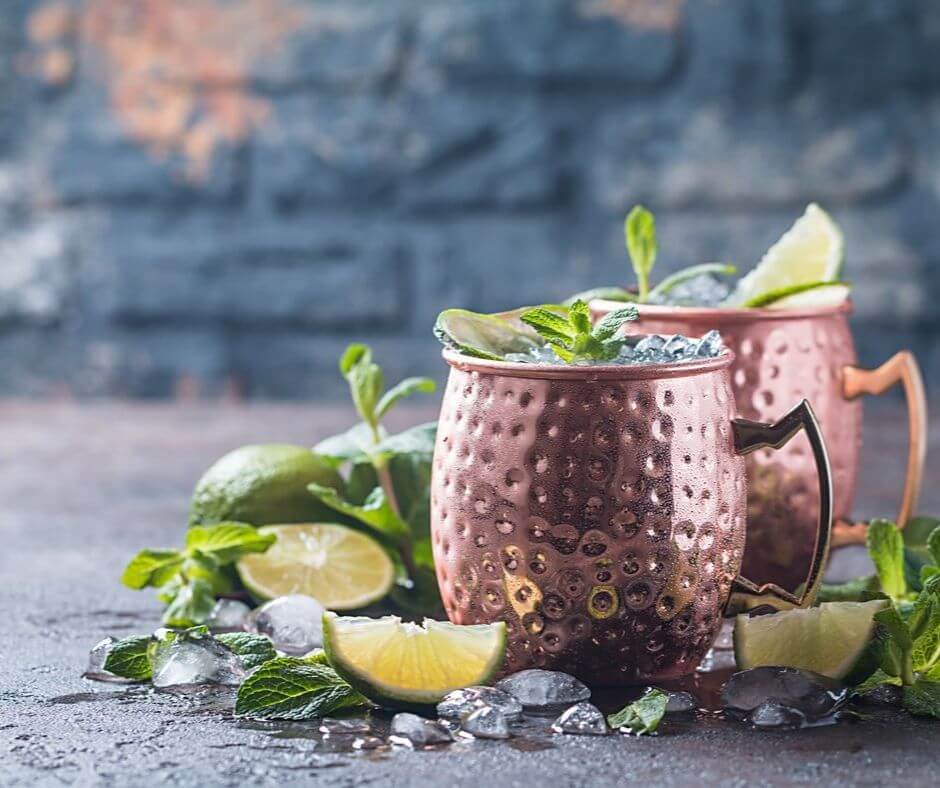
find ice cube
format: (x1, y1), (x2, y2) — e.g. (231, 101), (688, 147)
(246, 594), (324, 655)
(352, 736), (385, 750)
(551, 702), (609, 736)
(319, 718), (372, 735)
(694, 329), (724, 358)
(497, 669), (591, 712)
(388, 713), (454, 746)
(437, 686), (523, 721)
(150, 628), (247, 688)
(83, 637), (135, 683)
(664, 690), (696, 713)
(649, 274), (730, 307)
(633, 334), (667, 360)
(461, 706), (510, 739)
(721, 667), (848, 719)
(206, 598), (252, 632)
(663, 334), (693, 359)
(749, 700), (806, 729)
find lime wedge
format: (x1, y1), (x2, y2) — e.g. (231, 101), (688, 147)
(728, 203), (844, 306)
(323, 613), (507, 706)
(744, 282), (850, 309)
(733, 599), (889, 681)
(237, 524), (395, 610)
(433, 308), (540, 360)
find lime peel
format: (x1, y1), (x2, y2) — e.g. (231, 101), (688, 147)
(323, 613), (507, 707)
(237, 524), (395, 610)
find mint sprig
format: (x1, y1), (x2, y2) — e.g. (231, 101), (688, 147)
(234, 656), (368, 720)
(310, 343), (440, 615)
(830, 518), (940, 719)
(121, 523), (275, 628)
(520, 299), (638, 363)
(565, 205), (736, 306)
(607, 688), (668, 735)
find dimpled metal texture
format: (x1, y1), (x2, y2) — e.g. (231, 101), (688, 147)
(431, 351), (746, 686)
(597, 301), (860, 593)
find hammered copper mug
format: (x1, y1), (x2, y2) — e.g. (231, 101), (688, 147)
(430, 348), (833, 685)
(590, 299), (927, 592)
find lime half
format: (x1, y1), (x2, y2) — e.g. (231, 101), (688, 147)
(323, 613), (507, 706)
(237, 524), (395, 610)
(745, 281), (850, 310)
(729, 203), (844, 306)
(734, 599), (889, 681)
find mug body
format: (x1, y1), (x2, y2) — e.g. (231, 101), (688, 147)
(595, 301), (861, 592)
(430, 351), (746, 685)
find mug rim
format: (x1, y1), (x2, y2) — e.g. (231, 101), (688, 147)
(590, 298), (854, 324)
(442, 347), (735, 380)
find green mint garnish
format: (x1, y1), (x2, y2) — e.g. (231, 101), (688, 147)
(309, 343), (441, 616)
(234, 656), (368, 720)
(215, 632), (278, 671)
(607, 688), (668, 735)
(121, 522), (275, 628)
(833, 518), (940, 719)
(625, 205), (657, 302)
(564, 206), (736, 306)
(102, 635), (152, 681)
(867, 518), (908, 601)
(520, 299), (637, 363)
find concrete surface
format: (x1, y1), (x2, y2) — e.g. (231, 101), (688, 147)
(1, 400), (939, 787)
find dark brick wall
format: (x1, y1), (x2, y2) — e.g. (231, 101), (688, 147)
(1, 0), (938, 399)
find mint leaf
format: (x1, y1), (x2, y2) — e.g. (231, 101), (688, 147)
(607, 688), (668, 735)
(519, 307), (575, 345)
(625, 205), (657, 302)
(375, 377), (436, 420)
(216, 632), (278, 671)
(903, 680), (940, 718)
(340, 344), (384, 436)
(647, 263), (737, 300)
(929, 526), (940, 566)
(867, 519), (907, 600)
(234, 657), (368, 720)
(162, 578), (216, 628)
(185, 522), (275, 564)
(121, 549), (184, 590)
(874, 606), (914, 683)
(314, 423), (380, 467)
(102, 635), (152, 681)
(308, 484), (410, 543)
(567, 299), (592, 335)
(592, 305), (639, 342)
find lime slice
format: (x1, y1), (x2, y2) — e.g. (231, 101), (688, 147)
(744, 282), (850, 309)
(734, 599), (889, 681)
(729, 203), (844, 306)
(237, 524), (395, 610)
(323, 613), (507, 706)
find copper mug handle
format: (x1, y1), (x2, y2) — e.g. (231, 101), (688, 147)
(834, 351), (927, 546)
(725, 400), (834, 614)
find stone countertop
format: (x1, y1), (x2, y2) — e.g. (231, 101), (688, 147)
(1, 400), (939, 787)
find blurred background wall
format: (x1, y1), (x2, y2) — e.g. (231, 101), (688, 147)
(0, 0), (938, 399)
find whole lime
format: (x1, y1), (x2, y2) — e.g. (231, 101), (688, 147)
(189, 444), (345, 528)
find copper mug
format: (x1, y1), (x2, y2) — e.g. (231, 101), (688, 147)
(591, 299), (927, 592)
(430, 348), (833, 685)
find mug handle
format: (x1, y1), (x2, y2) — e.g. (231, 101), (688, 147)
(834, 351), (927, 546)
(725, 400), (833, 614)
